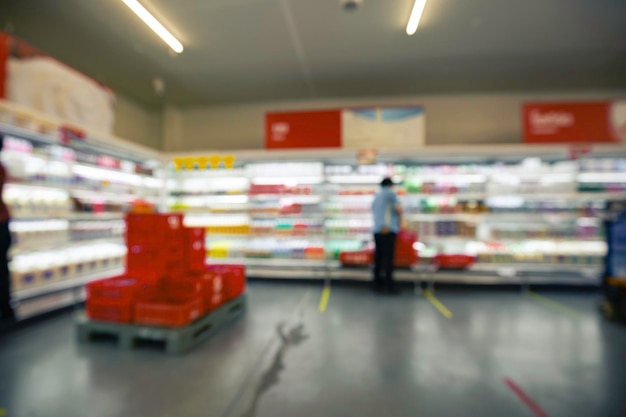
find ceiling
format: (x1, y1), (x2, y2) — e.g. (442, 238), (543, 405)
(1, 0), (625, 108)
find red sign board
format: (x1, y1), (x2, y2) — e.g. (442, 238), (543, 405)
(523, 101), (625, 144)
(265, 110), (342, 149)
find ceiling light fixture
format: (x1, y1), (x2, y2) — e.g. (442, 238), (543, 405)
(121, 0), (184, 53)
(406, 0), (427, 35)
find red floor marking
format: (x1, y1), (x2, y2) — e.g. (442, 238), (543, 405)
(504, 378), (550, 417)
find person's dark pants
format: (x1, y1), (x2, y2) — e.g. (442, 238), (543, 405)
(0, 221), (13, 320)
(374, 232), (397, 291)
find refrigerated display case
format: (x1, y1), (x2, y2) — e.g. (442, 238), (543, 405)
(0, 119), (163, 321)
(166, 147), (626, 285)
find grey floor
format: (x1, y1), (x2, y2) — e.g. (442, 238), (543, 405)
(1, 282), (625, 417)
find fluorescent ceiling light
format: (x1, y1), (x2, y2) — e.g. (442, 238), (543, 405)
(121, 0), (184, 53)
(406, 0), (427, 35)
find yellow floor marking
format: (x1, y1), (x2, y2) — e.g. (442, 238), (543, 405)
(318, 283), (331, 313)
(528, 292), (585, 318)
(424, 290), (453, 319)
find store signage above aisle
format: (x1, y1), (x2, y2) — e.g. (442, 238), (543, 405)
(265, 110), (342, 149)
(523, 101), (626, 144)
(342, 107), (425, 150)
(0, 32), (115, 134)
(264, 107), (425, 150)
(173, 155), (236, 171)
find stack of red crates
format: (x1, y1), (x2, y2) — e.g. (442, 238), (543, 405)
(86, 213), (247, 328)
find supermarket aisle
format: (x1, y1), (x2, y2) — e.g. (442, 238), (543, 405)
(1, 283), (625, 417)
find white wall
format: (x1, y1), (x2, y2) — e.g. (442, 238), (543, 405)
(163, 90), (626, 152)
(114, 95), (162, 149)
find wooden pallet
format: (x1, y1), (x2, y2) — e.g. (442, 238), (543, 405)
(75, 295), (247, 354)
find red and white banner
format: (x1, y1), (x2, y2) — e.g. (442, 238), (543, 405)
(523, 101), (626, 144)
(265, 110), (342, 149)
(0, 32), (115, 134)
(265, 107), (425, 150)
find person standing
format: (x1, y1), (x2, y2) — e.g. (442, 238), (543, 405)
(371, 177), (402, 294)
(0, 136), (14, 323)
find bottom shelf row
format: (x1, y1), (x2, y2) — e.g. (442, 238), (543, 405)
(13, 257), (605, 321)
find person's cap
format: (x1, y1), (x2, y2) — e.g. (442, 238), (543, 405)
(381, 177), (394, 187)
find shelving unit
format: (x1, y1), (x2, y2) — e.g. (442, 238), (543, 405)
(0, 118), (163, 321)
(166, 147), (626, 285)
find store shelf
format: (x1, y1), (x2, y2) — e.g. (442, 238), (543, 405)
(14, 267), (124, 301)
(406, 212), (591, 221)
(246, 234), (326, 240)
(402, 192), (626, 201)
(250, 214), (325, 219)
(326, 233), (372, 240)
(12, 212), (126, 222)
(329, 264), (601, 284)
(16, 291), (85, 321)
(10, 237), (124, 257)
(0, 121), (60, 145)
(468, 263), (602, 276)
(206, 234), (250, 240)
(71, 189), (157, 203)
(404, 193), (486, 200)
(490, 192), (626, 201)
(418, 236), (604, 243)
(166, 156), (626, 284)
(5, 182), (69, 193)
(250, 194), (322, 201)
(325, 212), (371, 218)
(0, 120), (161, 322)
(14, 268), (126, 322)
(208, 257), (335, 269)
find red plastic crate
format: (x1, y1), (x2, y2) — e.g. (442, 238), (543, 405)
(206, 264), (246, 301)
(340, 249), (374, 266)
(88, 276), (138, 302)
(126, 213), (185, 246)
(190, 270), (225, 312)
(127, 244), (183, 274)
(185, 227), (205, 242)
(87, 299), (133, 323)
(168, 243), (186, 258)
(434, 254), (476, 270)
(87, 273), (163, 302)
(161, 213), (184, 234)
(134, 296), (203, 328)
(339, 248), (418, 267)
(165, 263), (187, 279)
(164, 277), (205, 298)
(127, 251), (168, 273)
(185, 229), (206, 272)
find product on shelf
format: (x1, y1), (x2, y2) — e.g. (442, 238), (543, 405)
(206, 224), (250, 235)
(70, 219), (126, 241)
(325, 219), (372, 236)
(10, 220), (70, 249)
(250, 219), (323, 236)
(249, 184), (312, 195)
(11, 242), (127, 292)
